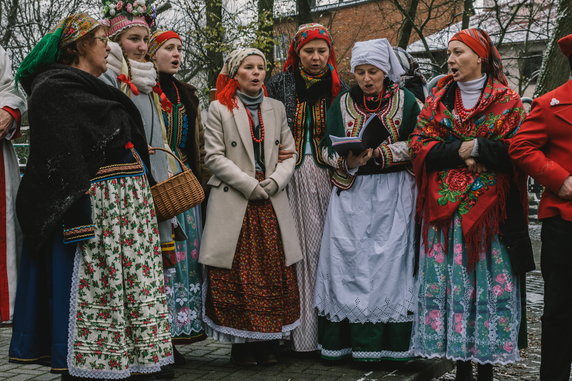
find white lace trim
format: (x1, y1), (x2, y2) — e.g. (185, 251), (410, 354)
(315, 303), (415, 324)
(204, 314), (300, 342)
(201, 262), (300, 343)
(318, 344), (414, 360)
(412, 350), (521, 366)
(67, 246), (174, 379)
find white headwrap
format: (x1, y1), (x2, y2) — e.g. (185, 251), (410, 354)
(350, 38), (405, 83)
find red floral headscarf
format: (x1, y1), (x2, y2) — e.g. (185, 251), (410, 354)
(449, 28), (507, 85)
(283, 23), (341, 98)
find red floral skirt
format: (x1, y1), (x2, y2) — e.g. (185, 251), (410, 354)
(205, 199), (300, 335)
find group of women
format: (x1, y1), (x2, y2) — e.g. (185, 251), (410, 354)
(4, 4), (534, 381)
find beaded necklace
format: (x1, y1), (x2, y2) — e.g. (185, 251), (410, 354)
(361, 86), (393, 113)
(454, 87), (482, 121)
(245, 108), (265, 143)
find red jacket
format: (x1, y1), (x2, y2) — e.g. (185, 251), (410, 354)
(509, 79), (572, 221)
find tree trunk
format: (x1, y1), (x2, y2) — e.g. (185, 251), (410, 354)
(206, 0), (224, 89)
(258, 0), (275, 73)
(397, 0), (420, 48)
(462, 0), (473, 29)
(296, 0), (313, 26)
(534, 0), (572, 97)
(1, 0), (19, 46)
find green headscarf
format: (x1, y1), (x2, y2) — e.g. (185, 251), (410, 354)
(15, 13), (100, 84)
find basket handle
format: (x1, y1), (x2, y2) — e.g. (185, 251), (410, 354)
(149, 146), (187, 173)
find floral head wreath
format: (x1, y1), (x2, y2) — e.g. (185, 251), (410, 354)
(102, 0), (156, 36)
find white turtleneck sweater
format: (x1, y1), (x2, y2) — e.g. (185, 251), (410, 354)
(457, 74), (487, 157)
(457, 74), (487, 109)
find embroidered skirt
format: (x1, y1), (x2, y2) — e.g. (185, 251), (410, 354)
(315, 171), (418, 361)
(411, 214), (522, 365)
(287, 157), (331, 352)
(10, 156), (173, 377)
(66, 170), (173, 378)
(164, 205), (206, 343)
(204, 199), (300, 342)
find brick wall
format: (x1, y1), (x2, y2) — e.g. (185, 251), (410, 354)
(273, 0), (464, 81)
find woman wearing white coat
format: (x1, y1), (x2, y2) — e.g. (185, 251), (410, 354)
(200, 48), (302, 366)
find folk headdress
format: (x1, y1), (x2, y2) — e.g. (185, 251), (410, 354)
(448, 28), (507, 85)
(101, 0), (155, 38)
(215, 48), (267, 111)
(148, 30), (181, 57)
(283, 23), (341, 98)
(350, 38), (405, 83)
(15, 13), (100, 85)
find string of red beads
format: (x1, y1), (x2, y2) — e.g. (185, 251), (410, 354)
(454, 87), (483, 120)
(246, 108), (265, 143)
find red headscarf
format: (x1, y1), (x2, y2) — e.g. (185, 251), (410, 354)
(283, 23), (341, 98)
(449, 28), (507, 85)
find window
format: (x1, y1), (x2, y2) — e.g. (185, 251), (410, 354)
(274, 34), (290, 62)
(520, 51), (543, 83)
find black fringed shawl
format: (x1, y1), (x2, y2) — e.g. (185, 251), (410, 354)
(17, 64), (151, 255)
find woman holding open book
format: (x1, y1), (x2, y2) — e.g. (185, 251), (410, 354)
(314, 38), (420, 362)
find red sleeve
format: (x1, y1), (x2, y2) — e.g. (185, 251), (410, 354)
(1, 106), (21, 139)
(508, 99), (569, 194)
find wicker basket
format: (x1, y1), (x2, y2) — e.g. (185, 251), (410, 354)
(150, 147), (205, 222)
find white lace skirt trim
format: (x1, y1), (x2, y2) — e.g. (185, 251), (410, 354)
(204, 314), (300, 343)
(412, 350), (521, 366)
(316, 306), (415, 324)
(318, 344), (415, 360)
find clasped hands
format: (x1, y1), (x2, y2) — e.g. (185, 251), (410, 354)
(459, 139), (486, 174)
(249, 178), (279, 200)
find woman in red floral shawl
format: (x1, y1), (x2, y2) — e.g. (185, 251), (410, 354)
(409, 28), (534, 381)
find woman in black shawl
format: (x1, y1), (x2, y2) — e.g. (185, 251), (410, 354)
(9, 14), (173, 380)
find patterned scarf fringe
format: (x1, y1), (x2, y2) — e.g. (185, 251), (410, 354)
(419, 172), (510, 272)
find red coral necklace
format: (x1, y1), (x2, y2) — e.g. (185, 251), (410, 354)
(245, 108), (265, 143)
(454, 87), (482, 120)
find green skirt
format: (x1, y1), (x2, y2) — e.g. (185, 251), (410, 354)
(318, 316), (415, 362)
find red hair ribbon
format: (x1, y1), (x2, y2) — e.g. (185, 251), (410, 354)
(117, 74), (140, 96)
(152, 83), (172, 112)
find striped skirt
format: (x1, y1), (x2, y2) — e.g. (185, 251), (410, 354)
(287, 156), (331, 352)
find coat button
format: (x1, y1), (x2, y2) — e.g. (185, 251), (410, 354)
(231, 141), (237, 147)
(275, 140), (280, 145)
(223, 186), (229, 192)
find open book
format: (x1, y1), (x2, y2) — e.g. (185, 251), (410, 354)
(330, 114), (390, 156)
